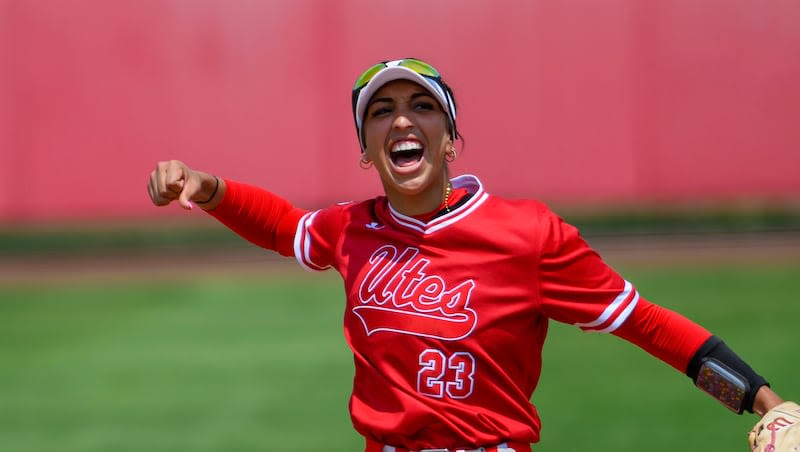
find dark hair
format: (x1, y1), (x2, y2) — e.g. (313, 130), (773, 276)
(440, 80), (459, 141)
(442, 82), (464, 152)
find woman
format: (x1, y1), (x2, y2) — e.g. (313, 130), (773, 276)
(148, 58), (797, 452)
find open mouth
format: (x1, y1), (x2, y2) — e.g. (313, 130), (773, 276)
(390, 140), (425, 167)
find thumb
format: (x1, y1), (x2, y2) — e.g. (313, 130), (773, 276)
(177, 174), (202, 210)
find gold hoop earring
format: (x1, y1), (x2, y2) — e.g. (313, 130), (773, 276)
(359, 155), (373, 169)
(445, 146), (457, 163)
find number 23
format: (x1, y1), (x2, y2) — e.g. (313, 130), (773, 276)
(417, 349), (475, 399)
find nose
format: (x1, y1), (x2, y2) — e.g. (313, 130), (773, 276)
(391, 111), (414, 130)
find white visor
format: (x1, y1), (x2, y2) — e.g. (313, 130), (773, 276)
(354, 63), (456, 148)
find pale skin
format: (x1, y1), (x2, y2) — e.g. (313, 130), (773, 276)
(147, 81), (784, 418)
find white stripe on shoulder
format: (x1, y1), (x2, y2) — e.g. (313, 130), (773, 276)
(293, 210), (329, 272)
(574, 280), (639, 333)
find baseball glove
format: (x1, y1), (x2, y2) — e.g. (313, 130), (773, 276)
(748, 401), (800, 451)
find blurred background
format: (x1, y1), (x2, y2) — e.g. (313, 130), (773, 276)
(1, 0), (798, 451)
(2, 0), (799, 220)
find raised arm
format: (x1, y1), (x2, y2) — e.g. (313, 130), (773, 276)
(147, 160), (306, 257)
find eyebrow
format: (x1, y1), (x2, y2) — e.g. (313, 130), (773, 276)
(368, 91), (435, 108)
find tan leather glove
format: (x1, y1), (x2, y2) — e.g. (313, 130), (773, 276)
(748, 401), (800, 451)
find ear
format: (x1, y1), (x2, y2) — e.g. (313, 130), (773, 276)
(359, 153), (373, 169)
(445, 140), (457, 163)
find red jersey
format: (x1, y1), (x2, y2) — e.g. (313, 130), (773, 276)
(210, 174), (711, 450)
(290, 174), (709, 449)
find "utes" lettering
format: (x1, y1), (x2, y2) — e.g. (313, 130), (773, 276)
(353, 245), (478, 340)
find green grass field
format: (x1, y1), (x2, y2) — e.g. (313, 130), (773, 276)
(1, 261), (798, 451)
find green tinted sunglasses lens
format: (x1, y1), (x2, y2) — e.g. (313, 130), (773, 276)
(399, 59), (440, 78)
(354, 59), (442, 91)
(353, 63), (386, 90)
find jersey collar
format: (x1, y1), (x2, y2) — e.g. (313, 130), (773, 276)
(385, 174), (489, 234)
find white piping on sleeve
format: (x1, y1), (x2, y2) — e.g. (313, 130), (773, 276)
(574, 280), (638, 333)
(293, 210), (328, 271)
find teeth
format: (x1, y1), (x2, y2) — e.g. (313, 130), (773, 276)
(392, 141), (423, 152)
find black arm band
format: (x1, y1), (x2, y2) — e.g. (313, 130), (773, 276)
(686, 335), (769, 414)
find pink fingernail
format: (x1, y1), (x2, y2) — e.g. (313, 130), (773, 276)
(187, 202), (194, 210)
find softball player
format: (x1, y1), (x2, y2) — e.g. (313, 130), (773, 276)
(148, 58), (798, 451)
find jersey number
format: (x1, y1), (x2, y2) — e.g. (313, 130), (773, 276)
(417, 349), (475, 399)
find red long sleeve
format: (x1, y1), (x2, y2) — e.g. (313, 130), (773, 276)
(207, 179), (307, 257)
(612, 297), (712, 373)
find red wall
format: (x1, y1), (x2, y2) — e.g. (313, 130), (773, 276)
(2, 0), (799, 222)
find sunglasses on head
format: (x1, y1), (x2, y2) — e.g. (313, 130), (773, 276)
(352, 58), (442, 91)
